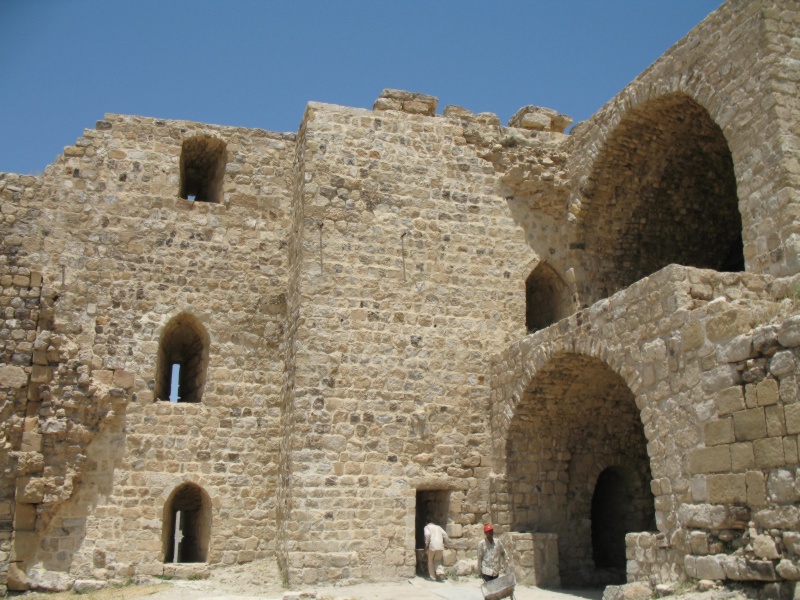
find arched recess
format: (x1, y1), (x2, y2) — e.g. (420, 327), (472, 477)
(179, 135), (227, 203)
(154, 313), (210, 403)
(581, 92), (743, 300)
(525, 262), (573, 333)
(162, 483), (212, 563)
(506, 353), (654, 587)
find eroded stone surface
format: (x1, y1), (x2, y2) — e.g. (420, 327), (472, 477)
(1, 0), (799, 596)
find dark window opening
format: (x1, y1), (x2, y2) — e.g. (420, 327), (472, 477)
(163, 483), (211, 563)
(155, 314), (209, 404)
(525, 262), (573, 333)
(179, 136), (227, 203)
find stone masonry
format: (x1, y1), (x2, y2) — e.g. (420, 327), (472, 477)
(1, 0), (799, 595)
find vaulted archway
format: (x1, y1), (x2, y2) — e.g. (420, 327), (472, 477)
(581, 93), (743, 300)
(506, 353), (654, 587)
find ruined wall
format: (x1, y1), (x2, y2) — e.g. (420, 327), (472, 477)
(0, 0), (798, 594)
(279, 94), (547, 584)
(564, 0), (800, 304)
(0, 115), (296, 590)
(491, 266), (800, 588)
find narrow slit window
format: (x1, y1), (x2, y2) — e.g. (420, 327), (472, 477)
(169, 363), (180, 403)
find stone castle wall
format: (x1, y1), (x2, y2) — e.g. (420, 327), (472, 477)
(1, 0), (799, 595)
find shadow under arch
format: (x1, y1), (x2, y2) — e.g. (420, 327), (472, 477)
(154, 312), (211, 404)
(505, 352), (654, 587)
(580, 92), (743, 301)
(162, 482), (212, 563)
(525, 262), (574, 333)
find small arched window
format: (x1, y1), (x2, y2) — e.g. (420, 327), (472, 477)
(179, 135), (227, 203)
(525, 262), (573, 333)
(154, 313), (209, 403)
(162, 483), (211, 563)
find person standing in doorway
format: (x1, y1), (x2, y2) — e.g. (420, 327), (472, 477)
(477, 523), (508, 582)
(423, 517), (450, 581)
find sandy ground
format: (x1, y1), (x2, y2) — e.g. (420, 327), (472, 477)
(21, 560), (606, 600)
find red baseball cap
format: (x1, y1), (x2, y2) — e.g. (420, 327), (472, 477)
(484, 524), (494, 532)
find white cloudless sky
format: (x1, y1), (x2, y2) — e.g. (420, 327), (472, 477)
(1, 1), (723, 175)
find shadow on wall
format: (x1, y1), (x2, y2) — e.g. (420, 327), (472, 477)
(505, 353), (655, 588)
(579, 92), (743, 301)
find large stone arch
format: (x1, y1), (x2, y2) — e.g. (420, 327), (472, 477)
(575, 91), (743, 301)
(499, 349), (654, 587)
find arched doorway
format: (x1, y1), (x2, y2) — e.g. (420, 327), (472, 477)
(162, 483), (211, 563)
(506, 354), (655, 587)
(581, 93), (743, 300)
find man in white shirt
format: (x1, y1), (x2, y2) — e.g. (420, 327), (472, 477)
(423, 517), (450, 581)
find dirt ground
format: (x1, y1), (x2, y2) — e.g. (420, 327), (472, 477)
(18, 559), (606, 600)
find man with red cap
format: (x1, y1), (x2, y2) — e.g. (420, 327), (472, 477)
(477, 523), (508, 582)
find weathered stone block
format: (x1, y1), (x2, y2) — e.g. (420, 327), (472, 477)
(20, 432), (42, 453)
(0, 364), (28, 388)
(778, 316), (800, 347)
(786, 404), (800, 435)
(753, 534), (781, 559)
(705, 419), (735, 446)
(731, 442), (755, 471)
(733, 408), (767, 441)
(695, 555), (726, 580)
(754, 438), (785, 469)
(690, 446), (732, 474)
(717, 386), (745, 415)
(706, 473), (747, 503)
(707, 309), (752, 342)
(757, 378), (780, 406)
(746, 470), (767, 507)
(15, 477), (44, 504)
(683, 322), (706, 352)
(766, 405), (787, 437)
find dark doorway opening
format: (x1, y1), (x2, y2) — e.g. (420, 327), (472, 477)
(415, 490), (450, 577)
(590, 465), (652, 583)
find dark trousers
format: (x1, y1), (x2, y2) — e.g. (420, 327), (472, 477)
(482, 573), (498, 582)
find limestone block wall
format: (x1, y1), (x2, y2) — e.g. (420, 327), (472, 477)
(0, 0), (797, 593)
(279, 100), (555, 585)
(490, 265), (800, 587)
(563, 0), (800, 303)
(0, 114), (296, 589)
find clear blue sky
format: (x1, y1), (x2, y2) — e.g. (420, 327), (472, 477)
(1, 1), (723, 175)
